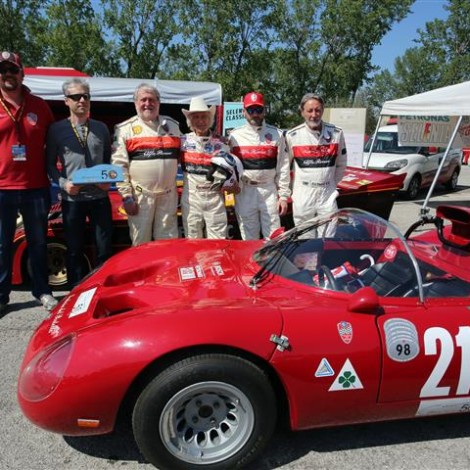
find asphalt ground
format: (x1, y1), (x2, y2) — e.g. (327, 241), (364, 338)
(2, 165), (470, 470)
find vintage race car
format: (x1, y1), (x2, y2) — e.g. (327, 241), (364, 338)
(17, 203), (470, 469)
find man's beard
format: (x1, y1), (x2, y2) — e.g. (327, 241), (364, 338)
(306, 119), (322, 130)
(0, 76), (20, 92)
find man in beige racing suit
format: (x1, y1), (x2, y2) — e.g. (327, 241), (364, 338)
(228, 91), (290, 240)
(112, 83), (181, 245)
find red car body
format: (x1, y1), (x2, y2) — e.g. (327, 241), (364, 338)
(17, 203), (470, 469)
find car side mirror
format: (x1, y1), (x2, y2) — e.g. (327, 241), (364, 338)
(347, 286), (380, 313)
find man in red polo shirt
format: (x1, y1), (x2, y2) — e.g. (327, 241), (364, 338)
(228, 92), (290, 240)
(0, 51), (58, 314)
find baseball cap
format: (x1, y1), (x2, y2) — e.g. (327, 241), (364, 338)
(0, 51), (22, 69)
(243, 92), (264, 108)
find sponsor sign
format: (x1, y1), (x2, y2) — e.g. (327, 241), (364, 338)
(397, 115), (459, 147)
(223, 102), (245, 135)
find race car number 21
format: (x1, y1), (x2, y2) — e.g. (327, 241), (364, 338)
(420, 326), (470, 398)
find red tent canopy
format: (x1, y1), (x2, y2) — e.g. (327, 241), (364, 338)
(23, 67), (89, 77)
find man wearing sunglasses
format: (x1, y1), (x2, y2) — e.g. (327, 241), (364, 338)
(46, 78), (113, 289)
(0, 51), (58, 314)
(228, 92), (290, 240)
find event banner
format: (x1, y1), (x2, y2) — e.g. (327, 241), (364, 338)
(222, 102), (245, 135)
(397, 116), (460, 147)
(72, 164), (124, 184)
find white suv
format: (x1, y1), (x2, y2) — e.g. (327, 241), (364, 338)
(363, 124), (461, 199)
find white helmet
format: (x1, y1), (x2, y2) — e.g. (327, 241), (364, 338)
(206, 151), (243, 190)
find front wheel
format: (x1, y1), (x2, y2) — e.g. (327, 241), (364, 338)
(405, 174), (421, 200)
(132, 354), (277, 470)
(445, 168), (459, 190)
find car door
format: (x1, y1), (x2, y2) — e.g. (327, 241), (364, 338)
(269, 288), (383, 430)
(377, 298), (470, 415)
(420, 147), (441, 186)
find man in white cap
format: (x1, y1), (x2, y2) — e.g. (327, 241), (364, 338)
(112, 83), (181, 245)
(285, 93), (347, 226)
(228, 91), (290, 240)
(180, 96), (233, 238)
(0, 51), (58, 313)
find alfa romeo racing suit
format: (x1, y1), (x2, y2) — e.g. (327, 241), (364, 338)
(180, 132), (229, 238)
(228, 122), (290, 239)
(112, 115), (181, 245)
(286, 121), (347, 226)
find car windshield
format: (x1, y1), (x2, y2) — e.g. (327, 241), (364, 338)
(364, 132), (420, 155)
(253, 208), (470, 300)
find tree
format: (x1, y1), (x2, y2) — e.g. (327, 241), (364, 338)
(101, 0), (179, 78)
(0, 0), (49, 66)
(417, 0), (470, 85)
(39, 0), (119, 76)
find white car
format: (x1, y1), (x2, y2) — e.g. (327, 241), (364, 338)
(363, 125), (461, 199)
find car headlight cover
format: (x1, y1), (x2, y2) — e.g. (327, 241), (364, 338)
(385, 159), (408, 170)
(19, 334), (76, 402)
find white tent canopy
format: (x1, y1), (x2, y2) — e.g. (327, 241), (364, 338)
(372, 81), (470, 215)
(24, 75), (223, 105)
(381, 80), (470, 117)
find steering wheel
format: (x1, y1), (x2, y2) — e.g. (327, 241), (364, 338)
(317, 265), (339, 291)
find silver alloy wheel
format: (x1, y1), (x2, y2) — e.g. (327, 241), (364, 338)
(159, 381), (255, 465)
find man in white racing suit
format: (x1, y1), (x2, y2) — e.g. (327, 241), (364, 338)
(112, 83), (181, 245)
(286, 93), (347, 227)
(228, 91), (290, 240)
(180, 96), (233, 238)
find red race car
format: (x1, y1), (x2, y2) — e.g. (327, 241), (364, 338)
(17, 203), (470, 469)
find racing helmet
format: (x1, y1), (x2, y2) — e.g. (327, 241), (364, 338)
(206, 151), (243, 190)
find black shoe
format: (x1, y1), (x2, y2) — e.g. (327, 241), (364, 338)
(0, 303), (8, 316)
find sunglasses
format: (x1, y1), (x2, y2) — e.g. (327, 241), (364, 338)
(66, 93), (91, 102)
(246, 106), (264, 115)
(0, 64), (20, 74)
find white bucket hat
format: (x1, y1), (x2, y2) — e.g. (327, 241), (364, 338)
(182, 96), (216, 119)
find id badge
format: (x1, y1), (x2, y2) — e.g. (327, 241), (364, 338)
(12, 145), (27, 161)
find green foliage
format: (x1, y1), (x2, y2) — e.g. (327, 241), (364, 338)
(5, 0), (465, 130)
(366, 0), (470, 125)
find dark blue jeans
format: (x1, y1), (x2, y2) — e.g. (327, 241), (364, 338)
(62, 197), (113, 289)
(0, 188), (52, 304)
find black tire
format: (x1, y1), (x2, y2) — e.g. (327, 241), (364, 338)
(26, 240), (91, 288)
(445, 168), (459, 190)
(132, 354), (277, 470)
(405, 174), (421, 200)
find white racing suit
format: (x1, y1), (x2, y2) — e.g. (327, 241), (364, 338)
(286, 121), (347, 229)
(112, 115), (181, 245)
(180, 132), (229, 239)
(228, 122), (290, 240)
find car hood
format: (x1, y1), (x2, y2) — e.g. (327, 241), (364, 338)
(362, 151), (417, 168)
(31, 239), (271, 343)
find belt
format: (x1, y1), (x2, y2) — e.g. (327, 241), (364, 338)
(242, 177), (266, 186)
(195, 184), (217, 191)
(301, 180), (330, 187)
(134, 184), (172, 197)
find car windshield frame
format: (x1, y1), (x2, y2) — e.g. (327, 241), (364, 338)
(253, 208), (426, 302)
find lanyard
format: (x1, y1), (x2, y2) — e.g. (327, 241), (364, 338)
(70, 119), (93, 167)
(0, 96), (25, 144)
(70, 120), (89, 148)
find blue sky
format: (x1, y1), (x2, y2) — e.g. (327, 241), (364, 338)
(371, 0), (448, 71)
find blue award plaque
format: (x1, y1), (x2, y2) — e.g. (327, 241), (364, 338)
(72, 164), (124, 184)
